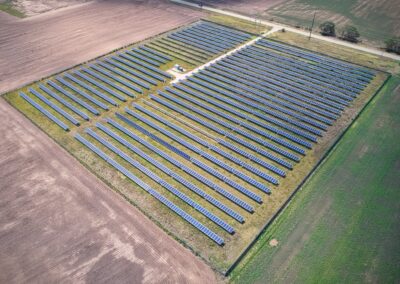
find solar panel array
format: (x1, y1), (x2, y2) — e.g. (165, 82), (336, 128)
(19, 38), (176, 132)
(145, 21), (252, 65)
(19, 21), (377, 246)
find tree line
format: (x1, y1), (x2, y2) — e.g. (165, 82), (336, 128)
(318, 21), (400, 54)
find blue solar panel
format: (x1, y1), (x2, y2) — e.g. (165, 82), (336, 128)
(202, 66), (335, 127)
(96, 122), (244, 223)
(73, 70), (127, 101)
(200, 22), (251, 40)
(141, 45), (172, 61)
(85, 66), (139, 95)
(177, 81), (318, 142)
(242, 47), (361, 97)
(111, 56), (166, 82)
(257, 39), (374, 81)
(64, 73), (118, 106)
(220, 56), (346, 113)
(167, 86), (312, 150)
(127, 107), (266, 198)
(106, 118), (254, 213)
(29, 88), (80, 126)
(75, 133), (224, 245)
(119, 53), (172, 79)
(249, 45), (367, 90)
(167, 34), (219, 54)
(135, 48), (169, 64)
(192, 73), (328, 132)
(149, 94), (293, 171)
(127, 50), (162, 66)
(86, 128), (235, 234)
(135, 103), (279, 184)
(148, 41), (205, 64)
(96, 61), (150, 89)
(104, 58), (158, 85)
(116, 113), (191, 160)
(188, 25), (242, 45)
(47, 80), (99, 115)
(39, 84), (89, 121)
(55, 77), (109, 110)
(158, 91), (301, 161)
(20, 92), (69, 131)
(218, 57), (353, 104)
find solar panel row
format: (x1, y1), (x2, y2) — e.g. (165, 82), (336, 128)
(55, 77), (109, 110)
(166, 86), (311, 151)
(149, 94), (293, 171)
(75, 133), (224, 245)
(158, 91), (301, 161)
(172, 84), (314, 147)
(249, 45), (366, 90)
(39, 84), (89, 121)
(96, 122), (244, 223)
(135, 103), (279, 184)
(20, 92), (69, 131)
(86, 128), (235, 234)
(47, 80), (100, 115)
(177, 81), (318, 142)
(106, 118), (254, 213)
(29, 88), (80, 126)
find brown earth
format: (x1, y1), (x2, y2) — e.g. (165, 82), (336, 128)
(187, 0), (286, 15)
(0, 0), (203, 95)
(0, 97), (216, 283)
(11, 0), (91, 16)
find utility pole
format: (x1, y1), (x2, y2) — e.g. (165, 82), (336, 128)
(309, 12), (316, 40)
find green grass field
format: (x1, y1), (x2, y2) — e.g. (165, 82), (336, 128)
(0, 0), (25, 18)
(264, 0), (400, 46)
(230, 75), (400, 283)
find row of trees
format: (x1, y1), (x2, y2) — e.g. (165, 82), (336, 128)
(318, 21), (400, 54)
(319, 21), (360, 43)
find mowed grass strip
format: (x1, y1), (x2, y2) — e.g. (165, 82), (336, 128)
(230, 76), (400, 283)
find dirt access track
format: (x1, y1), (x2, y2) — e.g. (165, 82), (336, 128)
(0, 98), (216, 283)
(0, 0), (203, 94)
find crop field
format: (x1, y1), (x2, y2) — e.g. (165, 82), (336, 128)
(264, 0), (400, 46)
(230, 74), (400, 283)
(4, 18), (388, 273)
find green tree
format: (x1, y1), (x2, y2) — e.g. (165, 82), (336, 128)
(341, 25), (360, 43)
(385, 37), (400, 54)
(319, 21), (336, 36)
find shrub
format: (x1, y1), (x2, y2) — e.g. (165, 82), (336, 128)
(319, 21), (335, 36)
(385, 37), (400, 54)
(341, 25), (360, 43)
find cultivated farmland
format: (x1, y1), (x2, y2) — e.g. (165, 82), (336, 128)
(0, 0), (203, 94)
(264, 0), (400, 46)
(194, 0), (400, 46)
(4, 16), (388, 274)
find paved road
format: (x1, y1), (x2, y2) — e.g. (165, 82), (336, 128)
(171, 0), (400, 61)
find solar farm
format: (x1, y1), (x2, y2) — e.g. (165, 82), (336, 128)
(4, 19), (388, 272)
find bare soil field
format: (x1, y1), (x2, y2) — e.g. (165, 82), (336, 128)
(11, 0), (91, 16)
(0, 0), (203, 94)
(187, 0), (286, 15)
(0, 97), (216, 283)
